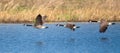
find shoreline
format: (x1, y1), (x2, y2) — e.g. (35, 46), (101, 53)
(0, 21), (120, 24)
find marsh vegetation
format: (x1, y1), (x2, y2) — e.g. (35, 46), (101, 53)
(0, 0), (120, 23)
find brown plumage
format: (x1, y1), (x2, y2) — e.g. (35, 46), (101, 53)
(56, 23), (80, 31)
(66, 23), (76, 31)
(24, 14), (47, 28)
(34, 14), (48, 29)
(99, 19), (108, 33)
(34, 14), (43, 26)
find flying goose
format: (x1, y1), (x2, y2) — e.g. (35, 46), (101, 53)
(99, 19), (116, 33)
(34, 14), (48, 29)
(24, 14), (48, 29)
(99, 19), (108, 33)
(56, 23), (80, 31)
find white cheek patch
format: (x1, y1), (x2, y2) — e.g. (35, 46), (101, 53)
(73, 26), (77, 29)
(108, 23), (112, 25)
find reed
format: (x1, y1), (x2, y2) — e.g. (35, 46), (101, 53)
(0, 0), (120, 23)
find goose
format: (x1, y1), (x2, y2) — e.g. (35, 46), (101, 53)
(24, 14), (48, 29)
(34, 14), (48, 29)
(99, 19), (116, 33)
(88, 20), (100, 23)
(56, 23), (80, 31)
(99, 19), (110, 33)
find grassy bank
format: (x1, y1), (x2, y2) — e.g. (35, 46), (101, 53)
(0, 0), (120, 23)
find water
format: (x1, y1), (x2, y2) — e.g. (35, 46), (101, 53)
(0, 22), (120, 53)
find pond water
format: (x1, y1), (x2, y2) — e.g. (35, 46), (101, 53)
(0, 22), (120, 53)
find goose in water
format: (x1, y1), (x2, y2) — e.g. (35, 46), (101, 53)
(88, 20), (100, 23)
(56, 23), (80, 31)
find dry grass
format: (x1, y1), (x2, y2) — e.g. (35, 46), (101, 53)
(0, 0), (120, 23)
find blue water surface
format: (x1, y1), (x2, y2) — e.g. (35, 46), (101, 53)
(0, 22), (120, 53)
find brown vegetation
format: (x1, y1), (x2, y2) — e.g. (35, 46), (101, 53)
(0, 0), (120, 23)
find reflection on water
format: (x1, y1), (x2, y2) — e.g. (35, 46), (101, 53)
(0, 22), (120, 53)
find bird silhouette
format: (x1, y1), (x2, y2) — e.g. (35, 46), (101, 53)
(56, 23), (80, 31)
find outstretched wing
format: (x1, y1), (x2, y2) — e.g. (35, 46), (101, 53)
(100, 25), (108, 33)
(34, 14), (43, 26)
(99, 20), (108, 33)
